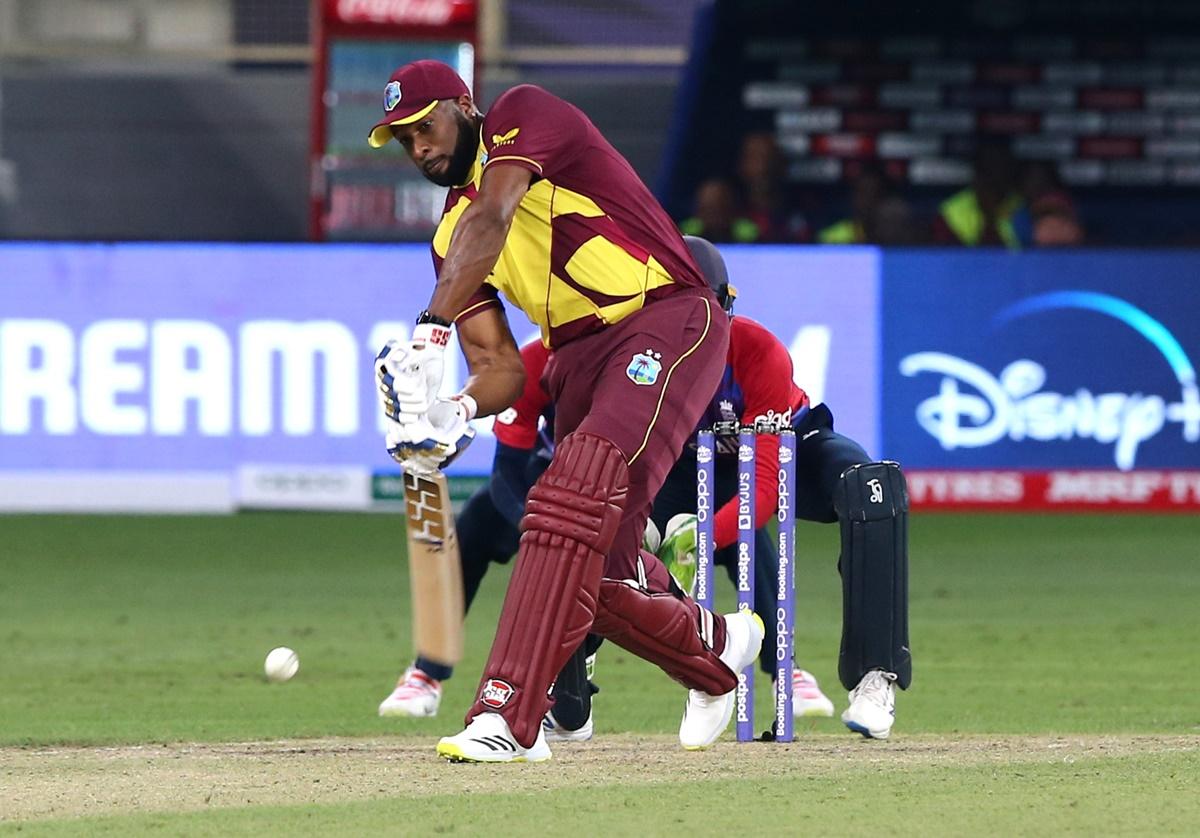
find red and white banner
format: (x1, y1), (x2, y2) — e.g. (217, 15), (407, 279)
(907, 470), (1200, 512)
(326, 0), (475, 27)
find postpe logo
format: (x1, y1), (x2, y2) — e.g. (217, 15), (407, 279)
(900, 291), (1200, 470)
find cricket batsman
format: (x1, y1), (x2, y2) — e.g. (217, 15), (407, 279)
(378, 338), (601, 742)
(368, 60), (763, 762)
(652, 236), (911, 739)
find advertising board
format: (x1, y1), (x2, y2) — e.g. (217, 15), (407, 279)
(883, 251), (1200, 509)
(0, 243), (877, 511)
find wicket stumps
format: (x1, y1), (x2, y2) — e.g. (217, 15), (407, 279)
(776, 428), (796, 742)
(735, 425), (756, 742)
(695, 422), (797, 743)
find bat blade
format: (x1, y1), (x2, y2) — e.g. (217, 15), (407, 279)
(402, 470), (464, 665)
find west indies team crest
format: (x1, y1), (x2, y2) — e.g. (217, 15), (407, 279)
(626, 349), (663, 385)
(383, 81), (402, 112)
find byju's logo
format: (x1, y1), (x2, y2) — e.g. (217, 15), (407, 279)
(900, 291), (1200, 470)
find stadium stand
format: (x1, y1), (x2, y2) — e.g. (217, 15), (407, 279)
(663, 0), (1200, 246)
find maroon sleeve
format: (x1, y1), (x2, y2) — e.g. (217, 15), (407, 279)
(712, 318), (809, 549)
(492, 340), (551, 449)
(455, 284), (502, 325)
(432, 243), (503, 323)
(481, 85), (589, 180)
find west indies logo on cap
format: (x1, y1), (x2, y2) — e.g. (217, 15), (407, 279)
(383, 81), (402, 112)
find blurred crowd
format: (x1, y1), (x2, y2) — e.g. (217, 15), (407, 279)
(678, 132), (1084, 249)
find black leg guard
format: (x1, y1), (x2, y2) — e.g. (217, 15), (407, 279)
(835, 461), (911, 691)
(549, 641), (599, 731)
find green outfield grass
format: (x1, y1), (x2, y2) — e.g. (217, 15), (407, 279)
(2, 511), (1198, 834)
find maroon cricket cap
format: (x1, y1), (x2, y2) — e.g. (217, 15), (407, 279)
(367, 60), (470, 148)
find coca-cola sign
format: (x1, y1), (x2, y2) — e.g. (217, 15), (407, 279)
(328, 0), (475, 27)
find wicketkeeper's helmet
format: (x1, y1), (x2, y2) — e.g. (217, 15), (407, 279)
(682, 235), (737, 313)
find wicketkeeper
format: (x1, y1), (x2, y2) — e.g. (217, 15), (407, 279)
(651, 236), (912, 739)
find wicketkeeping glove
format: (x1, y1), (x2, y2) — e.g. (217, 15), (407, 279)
(658, 513), (698, 598)
(385, 395), (476, 473)
(375, 323), (451, 421)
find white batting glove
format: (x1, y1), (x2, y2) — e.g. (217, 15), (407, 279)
(385, 395), (477, 473)
(375, 323), (451, 421)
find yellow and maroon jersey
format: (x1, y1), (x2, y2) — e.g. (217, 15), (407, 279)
(432, 84), (707, 347)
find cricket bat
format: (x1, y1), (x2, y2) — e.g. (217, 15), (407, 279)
(402, 469), (464, 665)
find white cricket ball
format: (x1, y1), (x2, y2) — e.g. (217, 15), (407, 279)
(264, 646), (299, 683)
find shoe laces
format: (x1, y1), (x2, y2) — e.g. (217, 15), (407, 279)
(395, 667), (440, 697)
(853, 670), (895, 706)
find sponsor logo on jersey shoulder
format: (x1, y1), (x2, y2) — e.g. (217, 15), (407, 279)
(495, 407), (518, 425)
(491, 127), (521, 147)
(626, 350), (663, 385)
(384, 81), (402, 112)
(480, 678), (515, 708)
(753, 408), (793, 433)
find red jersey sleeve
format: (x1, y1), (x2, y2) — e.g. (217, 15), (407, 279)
(481, 85), (589, 180)
(713, 318), (810, 549)
(492, 340), (551, 450)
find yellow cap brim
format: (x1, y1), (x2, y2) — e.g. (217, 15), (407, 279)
(367, 100), (440, 148)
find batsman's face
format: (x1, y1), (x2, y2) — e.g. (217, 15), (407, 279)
(390, 98), (479, 188)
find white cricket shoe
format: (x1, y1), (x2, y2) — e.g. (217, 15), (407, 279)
(437, 712), (552, 763)
(841, 669), (897, 739)
(679, 609), (765, 750)
(378, 667), (441, 718)
(792, 669), (835, 718)
(542, 709), (594, 743)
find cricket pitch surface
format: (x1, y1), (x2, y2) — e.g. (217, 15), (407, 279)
(4, 733), (1197, 822)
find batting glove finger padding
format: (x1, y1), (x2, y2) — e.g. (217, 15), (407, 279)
(385, 397), (476, 471)
(375, 325), (449, 420)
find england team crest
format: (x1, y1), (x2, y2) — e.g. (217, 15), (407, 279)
(626, 349), (663, 386)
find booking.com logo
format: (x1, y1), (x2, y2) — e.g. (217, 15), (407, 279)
(899, 291), (1200, 470)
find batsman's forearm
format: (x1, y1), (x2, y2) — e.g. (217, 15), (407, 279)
(427, 204), (512, 321)
(462, 362), (525, 417)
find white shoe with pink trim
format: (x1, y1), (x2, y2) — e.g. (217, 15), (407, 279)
(792, 668), (835, 718)
(378, 666), (442, 718)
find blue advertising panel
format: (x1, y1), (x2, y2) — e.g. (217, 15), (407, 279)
(719, 245), (880, 456)
(0, 243), (880, 482)
(882, 251), (1200, 471)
